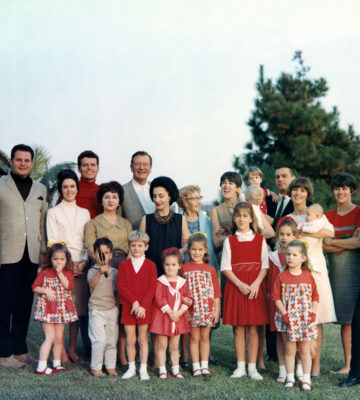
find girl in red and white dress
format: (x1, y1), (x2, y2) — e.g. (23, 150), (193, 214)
(221, 202), (269, 380)
(149, 248), (192, 380)
(272, 240), (319, 392)
(267, 217), (298, 383)
(32, 243), (77, 375)
(182, 232), (221, 378)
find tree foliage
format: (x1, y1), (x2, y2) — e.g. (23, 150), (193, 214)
(234, 52), (360, 209)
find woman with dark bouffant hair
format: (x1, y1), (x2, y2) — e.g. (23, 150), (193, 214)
(47, 169), (91, 365)
(85, 180), (132, 366)
(139, 176), (189, 277)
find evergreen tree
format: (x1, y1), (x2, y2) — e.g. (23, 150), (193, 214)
(234, 51), (360, 208)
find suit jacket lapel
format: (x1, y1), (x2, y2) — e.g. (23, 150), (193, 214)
(5, 174), (25, 201)
(128, 181), (145, 213)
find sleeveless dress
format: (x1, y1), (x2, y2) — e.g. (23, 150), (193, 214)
(145, 213), (182, 276)
(222, 234), (268, 326)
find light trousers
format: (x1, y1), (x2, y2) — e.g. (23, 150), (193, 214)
(88, 306), (119, 370)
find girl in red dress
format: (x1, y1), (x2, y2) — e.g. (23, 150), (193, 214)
(32, 243), (77, 375)
(221, 202), (269, 380)
(182, 232), (221, 378)
(149, 248), (191, 380)
(272, 240), (319, 392)
(267, 217), (298, 383)
(117, 230), (157, 381)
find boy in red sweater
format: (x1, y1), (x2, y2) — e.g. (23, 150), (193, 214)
(117, 230), (157, 380)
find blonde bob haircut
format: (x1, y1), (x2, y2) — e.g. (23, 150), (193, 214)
(177, 185), (201, 209)
(128, 230), (150, 244)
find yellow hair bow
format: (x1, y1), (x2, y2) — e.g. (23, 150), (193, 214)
(189, 231), (207, 238)
(47, 240), (68, 247)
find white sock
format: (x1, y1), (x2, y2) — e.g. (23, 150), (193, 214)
(139, 363), (147, 372)
(192, 362), (200, 371)
(248, 363), (257, 373)
(172, 365), (179, 375)
(237, 361), (246, 370)
(53, 360), (60, 368)
(279, 365), (286, 377)
(128, 361), (136, 372)
(200, 360), (208, 369)
(37, 360), (47, 372)
(287, 372), (294, 381)
(296, 363), (303, 376)
(159, 365), (167, 375)
(303, 373), (311, 384)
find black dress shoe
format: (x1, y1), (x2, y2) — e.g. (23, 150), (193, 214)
(264, 355), (278, 362)
(339, 376), (360, 387)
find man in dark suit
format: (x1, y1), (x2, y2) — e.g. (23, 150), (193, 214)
(121, 151), (155, 229)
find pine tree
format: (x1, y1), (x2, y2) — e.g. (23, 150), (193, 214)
(234, 51), (360, 208)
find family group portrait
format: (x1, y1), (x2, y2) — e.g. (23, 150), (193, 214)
(1, 1), (360, 399)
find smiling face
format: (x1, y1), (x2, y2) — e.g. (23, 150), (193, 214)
(183, 190), (202, 214)
(61, 178), (78, 202)
(286, 245), (306, 272)
(163, 255), (181, 279)
(9, 150), (34, 178)
(153, 186), (171, 211)
(290, 186), (308, 207)
(221, 178), (241, 201)
(102, 191), (120, 212)
(234, 208), (252, 233)
(277, 225), (296, 250)
(131, 154), (152, 185)
(129, 240), (148, 258)
(333, 186), (352, 206)
(275, 168), (294, 195)
(189, 241), (207, 264)
(78, 157), (99, 182)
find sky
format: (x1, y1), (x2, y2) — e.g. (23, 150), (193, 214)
(1, 0), (359, 202)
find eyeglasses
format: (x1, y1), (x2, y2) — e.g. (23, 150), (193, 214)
(133, 162), (150, 168)
(186, 196), (203, 201)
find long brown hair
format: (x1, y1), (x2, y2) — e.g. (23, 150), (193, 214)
(284, 240), (310, 271)
(188, 232), (210, 264)
(43, 243), (74, 271)
(232, 202), (260, 234)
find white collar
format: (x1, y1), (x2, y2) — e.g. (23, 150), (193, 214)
(235, 230), (254, 238)
(132, 179), (150, 189)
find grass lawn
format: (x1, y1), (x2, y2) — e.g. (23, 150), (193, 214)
(0, 320), (357, 400)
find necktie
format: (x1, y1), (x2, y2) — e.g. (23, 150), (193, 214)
(275, 196), (285, 222)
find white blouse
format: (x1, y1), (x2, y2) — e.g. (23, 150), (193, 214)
(220, 230), (269, 272)
(46, 200), (90, 261)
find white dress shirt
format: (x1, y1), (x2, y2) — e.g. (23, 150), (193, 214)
(275, 194), (291, 216)
(220, 230), (269, 271)
(130, 255), (146, 274)
(131, 179), (155, 214)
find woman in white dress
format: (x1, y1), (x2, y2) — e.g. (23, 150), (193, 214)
(286, 177), (336, 377)
(47, 169), (90, 363)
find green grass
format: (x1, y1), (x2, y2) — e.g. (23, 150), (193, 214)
(0, 321), (358, 400)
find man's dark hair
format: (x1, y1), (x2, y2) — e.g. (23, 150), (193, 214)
(131, 151), (152, 167)
(11, 144), (34, 160)
(77, 150), (99, 168)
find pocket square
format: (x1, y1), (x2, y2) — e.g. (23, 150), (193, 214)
(37, 196), (44, 200)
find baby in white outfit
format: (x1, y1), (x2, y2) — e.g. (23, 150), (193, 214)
(298, 204), (328, 233)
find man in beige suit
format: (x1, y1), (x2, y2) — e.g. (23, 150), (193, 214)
(0, 144), (47, 368)
(121, 151), (155, 229)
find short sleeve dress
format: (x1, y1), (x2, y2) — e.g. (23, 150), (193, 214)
(32, 269), (78, 324)
(272, 269), (319, 341)
(326, 206), (360, 324)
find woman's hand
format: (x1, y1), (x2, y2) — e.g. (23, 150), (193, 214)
(237, 281), (251, 295)
(248, 280), (260, 299)
(215, 227), (227, 238)
(45, 288), (56, 301)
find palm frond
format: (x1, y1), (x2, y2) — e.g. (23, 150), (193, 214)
(32, 145), (51, 180)
(0, 150), (10, 176)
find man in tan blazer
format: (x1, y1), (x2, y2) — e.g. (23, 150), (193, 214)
(0, 144), (47, 368)
(121, 151), (155, 229)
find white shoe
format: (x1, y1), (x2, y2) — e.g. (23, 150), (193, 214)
(122, 369), (136, 379)
(230, 367), (247, 378)
(248, 369), (263, 380)
(139, 370), (150, 381)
